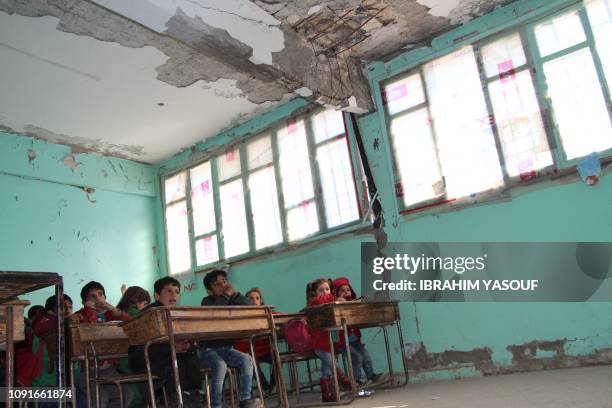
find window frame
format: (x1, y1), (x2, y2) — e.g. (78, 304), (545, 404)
(380, 0), (612, 216)
(160, 108), (366, 275)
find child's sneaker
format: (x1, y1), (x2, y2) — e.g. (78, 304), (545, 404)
(366, 373), (383, 386)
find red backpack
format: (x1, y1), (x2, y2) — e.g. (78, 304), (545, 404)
(282, 318), (313, 352)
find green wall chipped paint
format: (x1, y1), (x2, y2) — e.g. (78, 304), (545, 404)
(0, 0), (610, 386)
(155, 0), (612, 381)
(0, 131), (160, 308)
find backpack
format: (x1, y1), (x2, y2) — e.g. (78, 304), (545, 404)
(282, 318), (313, 352)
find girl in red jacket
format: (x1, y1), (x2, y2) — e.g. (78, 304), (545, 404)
(307, 278), (350, 402)
(333, 277), (381, 385)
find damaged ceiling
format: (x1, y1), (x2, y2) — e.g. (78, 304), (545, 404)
(0, 0), (514, 163)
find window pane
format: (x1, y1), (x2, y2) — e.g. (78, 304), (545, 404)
(544, 48), (612, 159)
(383, 73), (426, 115)
(312, 110), (345, 143)
(217, 148), (241, 181)
(286, 201), (319, 241)
(423, 46), (504, 199)
(220, 180), (249, 258)
(534, 11), (586, 57)
(278, 119), (315, 207)
(249, 167), (283, 249)
(316, 138), (359, 227)
(195, 235), (219, 266)
(390, 109), (444, 207)
(586, 0), (612, 90)
(190, 161), (216, 236)
(481, 34), (527, 78)
(164, 172), (186, 204)
(488, 70), (553, 177)
(165, 202), (190, 274)
(247, 135), (273, 170)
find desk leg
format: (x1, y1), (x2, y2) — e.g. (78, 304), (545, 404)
(382, 326), (394, 386)
(340, 320), (356, 397)
(84, 349), (91, 408)
(267, 314), (288, 408)
(249, 337), (264, 407)
(396, 320), (409, 386)
(69, 360), (76, 408)
(327, 331), (340, 403)
(165, 310), (183, 408)
(6, 305), (14, 406)
(144, 340), (157, 408)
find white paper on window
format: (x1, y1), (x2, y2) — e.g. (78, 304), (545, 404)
(220, 180), (249, 258)
(190, 161), (216, 236)
(312, 109), (346, 143)
(480, 34), (527, 79)
(488, 70), (553, 178)
(247, 135), (273, 170)
(286, 200), (319, 241)
(316, 138), (359, 227)
(586, 0), (612, 93)
(544, 48), (612, 159)
(534, 11), (586, 57)
(164, 172), (186, 204)
(195, 235), (219, 266)
(165, 202), (190, 274)
(277, 119), (316, 207)
(390, 109), (444, 207)
(249, 167), (283, 249)
(423, 46), (504, 199)
(383, 73), (426, 115)
(217, 148), (241, 181)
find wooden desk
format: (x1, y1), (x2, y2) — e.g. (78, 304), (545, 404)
(304, 301), (408, 406)
(0, 271), (65, 403)
(0, 300), (29, 343)
(121, 306), (288, 408)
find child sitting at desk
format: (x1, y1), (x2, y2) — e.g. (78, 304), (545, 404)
(116, 286), (151, 317)
(307, 278), (351, 402)
(128, 276), (202, 407)
(74, 281), (133, 408)
(333, 277), (381, 385)
(199, 269), (260, 408)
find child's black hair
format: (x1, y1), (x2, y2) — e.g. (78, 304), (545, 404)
(203, 269), (227, 291)
(45, 294), (73, 311)
(27, 305), (45, 320)
(80, 281), (105, 302)
(154, 277), (180, 295)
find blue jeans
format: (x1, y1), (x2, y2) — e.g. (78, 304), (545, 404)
(199, 346), (254, 408)
(349, 342), (374, 381)
(314, 350), (339, 379)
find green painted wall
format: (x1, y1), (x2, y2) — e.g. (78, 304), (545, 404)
(156, 0), (612, 381)
(0, 132), (160, 308)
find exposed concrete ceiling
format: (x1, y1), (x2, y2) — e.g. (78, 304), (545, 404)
(0, 0), (514, 163)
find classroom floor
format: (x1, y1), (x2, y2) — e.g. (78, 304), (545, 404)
(284, 365), (612, 408)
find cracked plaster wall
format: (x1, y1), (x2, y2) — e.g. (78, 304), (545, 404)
(0, 131), (160, 307)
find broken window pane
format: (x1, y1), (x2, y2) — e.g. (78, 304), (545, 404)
(534, 11), (586, 57)
(190, 161), (216, 236)
(220, 179), (249, 258)
(488, 70), (553, 177)
(286, 200), (319, 241)
(249, 166), (283, 249)
(165, 201), (190, 274)
(481, 33), (527, 78)
(317, 138), (359, 227)
(390, 108), (444, 207)
(195, 235), (219, 266)
(423, 46), (504, 199)
(544, 48), (612, 159)
(383, 73), (426, 115)
(277, 119), (316, 208)
(164, 171), (186, 204)
(586, 0), (612, 92)
(217, 148), (241, 181)
(312, 109), (345, 143)
(247, 135), (273, 170)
